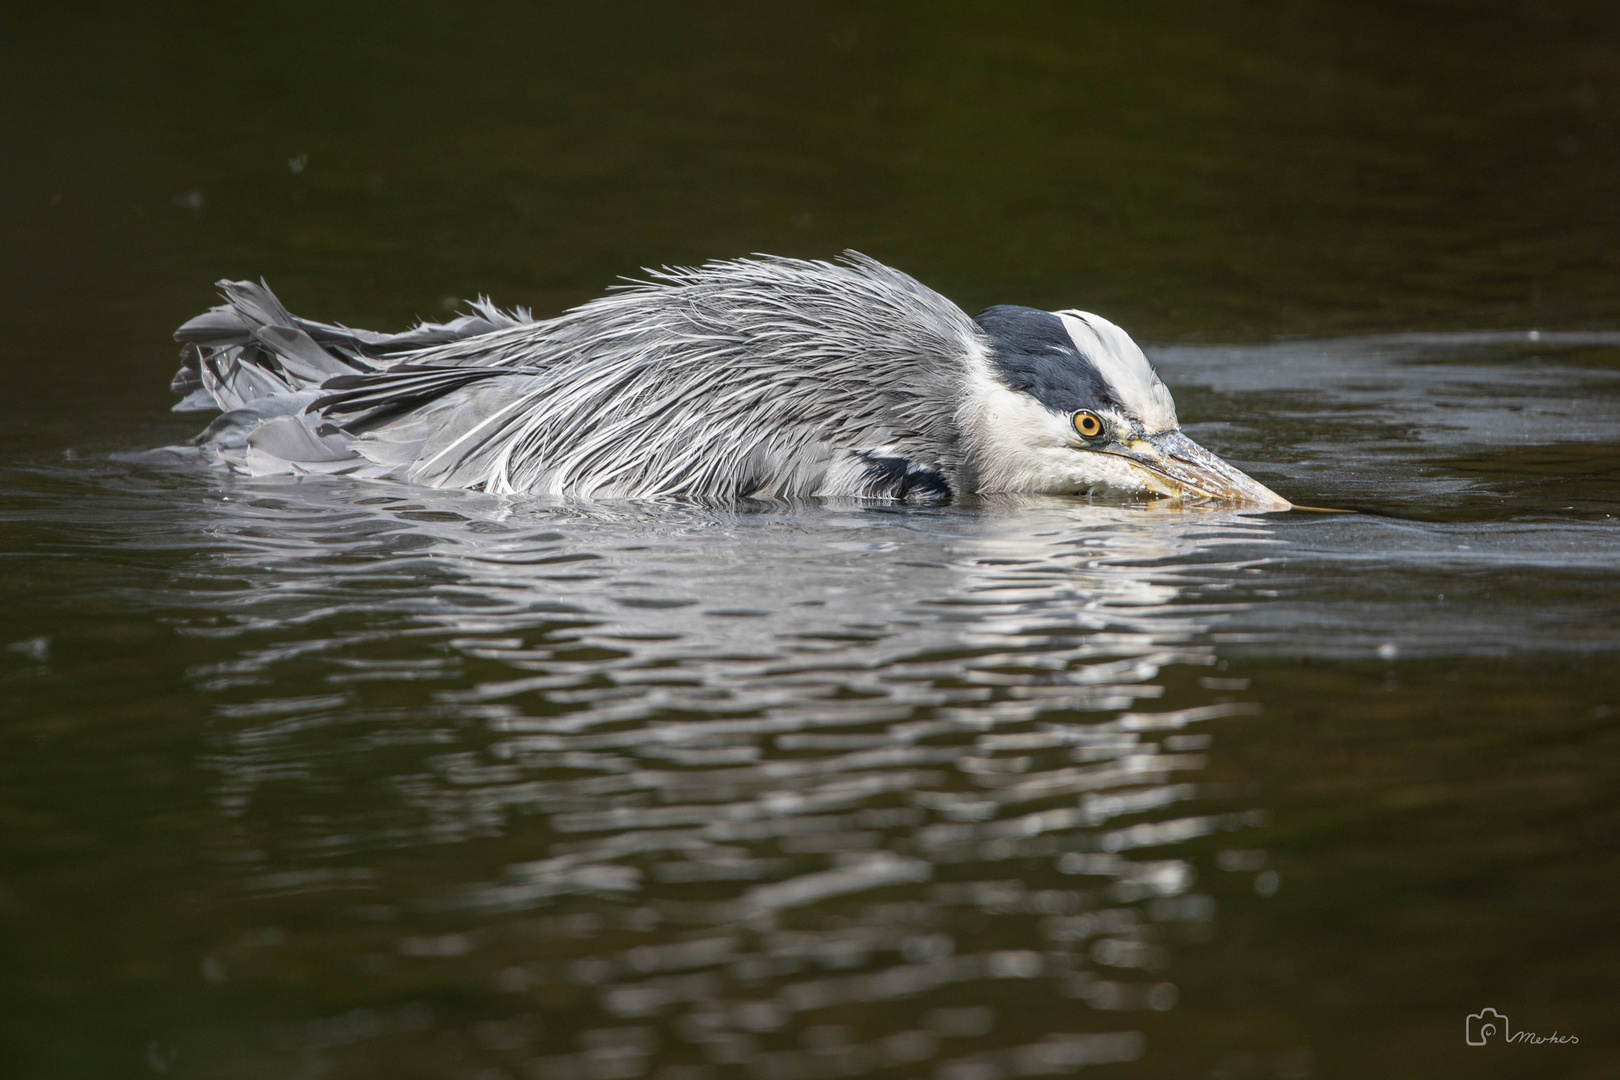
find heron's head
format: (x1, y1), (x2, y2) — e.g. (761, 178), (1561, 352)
(965, 305), (1290, 509)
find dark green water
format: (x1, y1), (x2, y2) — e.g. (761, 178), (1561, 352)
(2, 5), (1618, 1079)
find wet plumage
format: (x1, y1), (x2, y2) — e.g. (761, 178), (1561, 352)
(170, 252), (1288, 508)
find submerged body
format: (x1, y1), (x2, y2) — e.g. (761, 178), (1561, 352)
(171, 253), (1289, 508)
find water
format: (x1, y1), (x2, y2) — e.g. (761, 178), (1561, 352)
(5, 333), (1616, 1079)
(4, 6), (1620, 1080)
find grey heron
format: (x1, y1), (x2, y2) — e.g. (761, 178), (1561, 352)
(169, 252), (1290, 509)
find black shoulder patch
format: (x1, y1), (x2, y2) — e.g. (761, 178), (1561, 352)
(855, 452), (954, 502)
(973, 305), (1117, 414)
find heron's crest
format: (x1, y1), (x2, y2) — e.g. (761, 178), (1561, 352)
(973, 305), (1176, 433)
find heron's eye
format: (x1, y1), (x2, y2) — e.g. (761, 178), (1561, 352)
(1073, 411), (1105, 439)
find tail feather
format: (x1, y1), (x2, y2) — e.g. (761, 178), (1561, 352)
(254, 323), (369, 383)
(172, 279), (536, 414)
(174, 280), (369, 412)
(171, 278), (537, 478)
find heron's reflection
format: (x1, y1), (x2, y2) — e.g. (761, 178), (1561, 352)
(184, 477), (1279, 1078)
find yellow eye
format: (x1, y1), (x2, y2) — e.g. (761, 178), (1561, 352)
(1073, 411), (1104, 439)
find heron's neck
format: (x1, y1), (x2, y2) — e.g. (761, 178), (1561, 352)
(954, 350), (1058, 493)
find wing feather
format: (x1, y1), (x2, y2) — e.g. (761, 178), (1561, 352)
(176, 253), (983, 501)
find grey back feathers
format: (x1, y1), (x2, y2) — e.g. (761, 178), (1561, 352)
(171, 252), (1178, 501)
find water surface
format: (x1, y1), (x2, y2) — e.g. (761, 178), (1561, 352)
(4, 331), (1617, 1080)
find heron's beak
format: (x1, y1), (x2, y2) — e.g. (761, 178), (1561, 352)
(1114, 430), (1291, 510)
